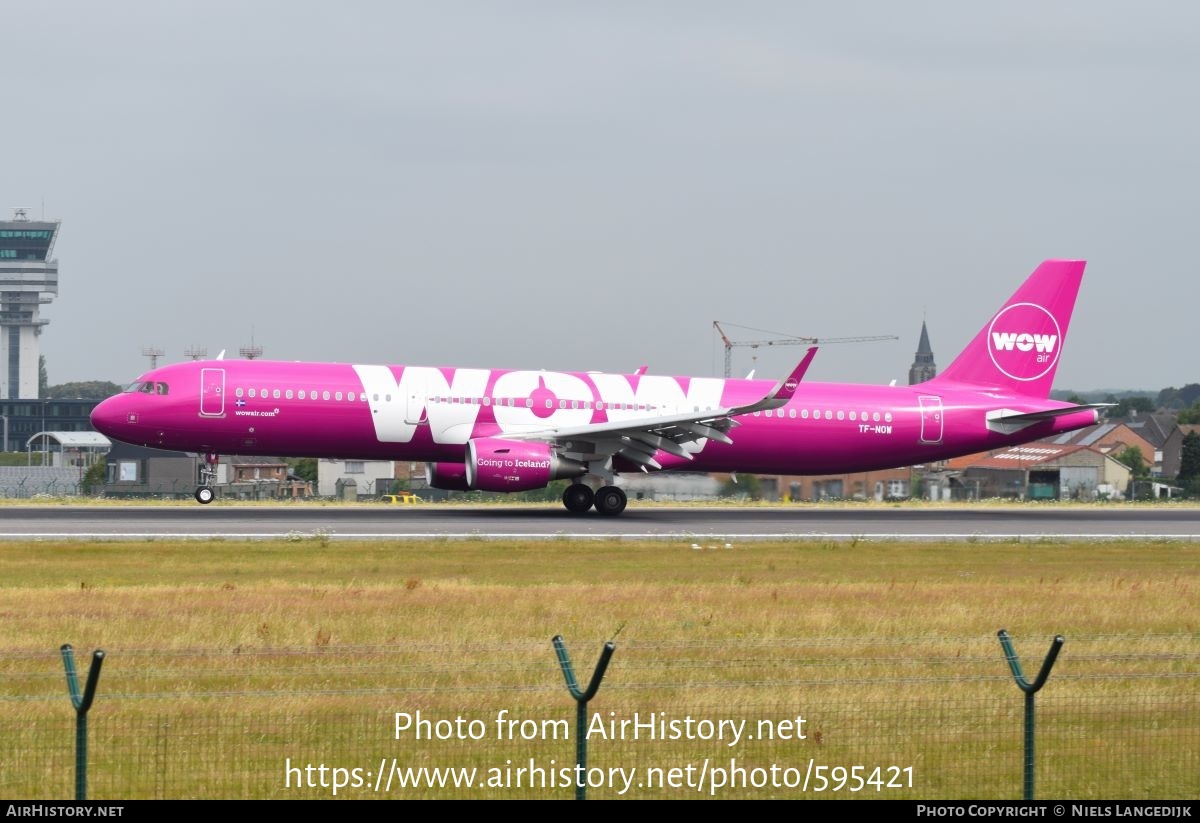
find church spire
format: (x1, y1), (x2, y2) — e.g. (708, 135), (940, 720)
(908, 320), (937, 384)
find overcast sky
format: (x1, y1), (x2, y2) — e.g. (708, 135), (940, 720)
(4, 2), (1197, 393)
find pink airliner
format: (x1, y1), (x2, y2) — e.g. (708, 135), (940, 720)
(91, 259), (1105, 514)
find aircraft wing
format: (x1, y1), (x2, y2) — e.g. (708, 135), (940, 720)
(500, 347), (817, 470)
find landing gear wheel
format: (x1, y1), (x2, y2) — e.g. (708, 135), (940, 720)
(562, 484), (594, 514)
(593, 485), (627, 516)
(196, 452), (219, 505)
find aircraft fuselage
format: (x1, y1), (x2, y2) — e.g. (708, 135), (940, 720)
(93, 360), (1097, 475)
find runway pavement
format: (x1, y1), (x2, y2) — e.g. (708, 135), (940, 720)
(2, 503), (1199, 541)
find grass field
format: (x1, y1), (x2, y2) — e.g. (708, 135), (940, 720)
(1, 535), (1197, 799)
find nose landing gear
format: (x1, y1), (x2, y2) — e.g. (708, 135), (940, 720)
(195, 453), (219, 504)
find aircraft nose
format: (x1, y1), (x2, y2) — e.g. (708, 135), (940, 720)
(90, 395), (129, 438)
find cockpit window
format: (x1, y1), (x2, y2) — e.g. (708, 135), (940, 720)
(122, 381), (168, 395)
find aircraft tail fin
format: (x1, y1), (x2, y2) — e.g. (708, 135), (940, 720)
(929, 259), (1086, 398)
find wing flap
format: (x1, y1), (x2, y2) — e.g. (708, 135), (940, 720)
(626, 432), (695, 460)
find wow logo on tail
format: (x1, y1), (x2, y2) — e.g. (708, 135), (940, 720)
(929, 259), (1085, 398)
(987, 302), (1062, 382)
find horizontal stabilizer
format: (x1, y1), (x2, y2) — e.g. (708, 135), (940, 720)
(985, 404), (1111, 435)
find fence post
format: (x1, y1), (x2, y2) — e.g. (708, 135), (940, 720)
(61, 644), (105, 801)
(997, 629), (1063, 801)
(552, 635), (615, 800)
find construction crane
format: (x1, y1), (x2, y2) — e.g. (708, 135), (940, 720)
(713, 321), (899, 378)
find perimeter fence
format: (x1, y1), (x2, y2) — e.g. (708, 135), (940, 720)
(1, 632), (1197, 800)
(0, 470), (83, 498)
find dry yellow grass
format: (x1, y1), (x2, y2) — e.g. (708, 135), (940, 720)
(1, 538), (1196, 799)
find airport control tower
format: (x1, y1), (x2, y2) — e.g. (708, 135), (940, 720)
(0, 208), (60, 399)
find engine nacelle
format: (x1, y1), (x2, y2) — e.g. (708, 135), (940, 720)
(465, 437), (586, 492)
(427, 462), (471, 491)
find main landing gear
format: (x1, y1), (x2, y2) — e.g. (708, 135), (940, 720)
(562, 483), (627, 516)
(593, 485), (627, 516)
(562, 483), (593, 513)
(195, 452), (219, 504)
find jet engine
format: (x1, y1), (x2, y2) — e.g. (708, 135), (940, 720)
(426, 462), (471, 491)
(456, 437), (586, 492)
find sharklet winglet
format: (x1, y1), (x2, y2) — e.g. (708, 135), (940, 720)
(730, 346), (818, 415)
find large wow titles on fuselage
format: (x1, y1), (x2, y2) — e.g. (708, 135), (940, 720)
(348, 364), (733, 445)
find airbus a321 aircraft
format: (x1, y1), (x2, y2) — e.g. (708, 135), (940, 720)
(90, 259), (1106, 515)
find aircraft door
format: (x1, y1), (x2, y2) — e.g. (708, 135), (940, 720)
(405, 372), (428, 426)
(200, 368), (226, 417)
(918, 395), (943, 444)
